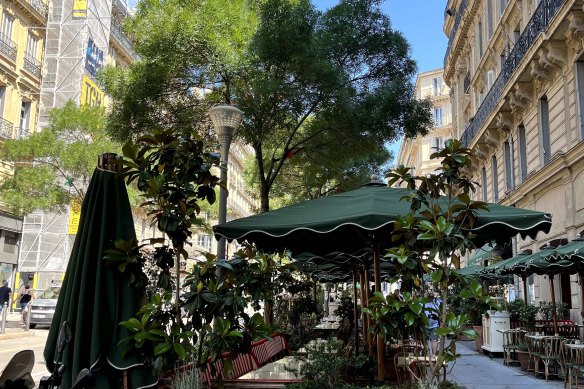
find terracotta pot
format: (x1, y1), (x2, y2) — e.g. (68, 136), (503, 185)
(516, 350), (530, 371)
(472, 325), (483, 352)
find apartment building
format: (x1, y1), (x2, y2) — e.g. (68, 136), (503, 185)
(396, 69), (453, 176)
(0, 0), (48, 287)
(17, 0), (139, 290)
(443, 0), (584, 319)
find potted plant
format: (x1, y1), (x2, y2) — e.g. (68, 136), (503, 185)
(508, 299), (538, 330)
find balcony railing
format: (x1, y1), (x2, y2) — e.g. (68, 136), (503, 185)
(444, 0), (469, 69)
(23, 52), (42, 78)
(0, 118), (14, 139)
(460, 0), (566, 147)
(110, 22), (139, 60)
(17, 127), (29, 139)
(25, 0), (48, 17)
(0, 32), (17, 62)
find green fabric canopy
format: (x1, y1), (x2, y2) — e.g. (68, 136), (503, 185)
(214, 184), (552, 256)
(44, 169), (157, 389)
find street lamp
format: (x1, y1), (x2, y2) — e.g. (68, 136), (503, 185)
(208, 104), (244, 261)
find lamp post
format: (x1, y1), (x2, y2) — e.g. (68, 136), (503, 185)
(208, 105), (244, 261)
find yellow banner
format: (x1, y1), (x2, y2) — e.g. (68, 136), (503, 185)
(80, 75), (104, 107)
(73, 0), (87, 18)
(68, 200), (82, 235)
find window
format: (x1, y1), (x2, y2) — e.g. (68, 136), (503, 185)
(477, 20), (484, 59)
(0, 86), (5, 118)
(197, 234), (211, 250)
(576, 62), (584, 139)
(4, 231), (17, 254)
(487, 70), (495, 91)
(539, 96), (551, 165)
(504, 140), (515, 191)
(518, 125), (528, 182)
(487, 1), (494, 38)
(492, 155), (499, 202)
(433, 77), (442, 96)
(432, 137), (443, 151)
(26, 33), (38, 58)
(481, 167), (488, 202)
(1, 13), (13, 40)
(499, 0), (508, 16)
(433, 107), (443, 127)
(19, 101), (31, 131)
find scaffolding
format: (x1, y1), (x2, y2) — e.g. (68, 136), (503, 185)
(39, 0), (113, 128)
(17, 210), (74, 290)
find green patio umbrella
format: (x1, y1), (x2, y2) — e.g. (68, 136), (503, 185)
(214, 182), (552, 381)
(214, 184), (552, 257)
(43, 160), (157, 389)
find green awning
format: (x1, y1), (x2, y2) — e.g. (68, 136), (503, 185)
(468, 244), (495, 266)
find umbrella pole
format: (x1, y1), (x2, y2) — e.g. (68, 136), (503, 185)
(522, 275), (528, 304)
(373, 244), (384, 382)
(579, 272), (584, 321)
(359, 269), (368, 355)
(550, 275), (559, 335)
(364, 267), (373, 358)
(352, 270), (359, 356)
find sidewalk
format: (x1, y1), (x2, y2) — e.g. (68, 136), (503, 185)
(0, 311), (36, 340)
(449, 341), (564, 388)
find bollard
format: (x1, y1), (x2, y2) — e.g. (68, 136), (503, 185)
(24, 303), (31, 332)
(0, 302), (7, 334)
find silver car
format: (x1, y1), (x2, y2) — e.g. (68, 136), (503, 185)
(28, 286), (61, 328)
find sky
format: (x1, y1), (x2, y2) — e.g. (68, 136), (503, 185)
(313, 0), (448, 73)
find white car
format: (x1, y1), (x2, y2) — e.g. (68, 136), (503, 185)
(28, 286), (61, 328)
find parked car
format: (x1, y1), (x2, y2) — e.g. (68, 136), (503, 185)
(28, 285), (61, 328)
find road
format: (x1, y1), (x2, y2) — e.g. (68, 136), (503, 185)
(0, 327), (51, 385)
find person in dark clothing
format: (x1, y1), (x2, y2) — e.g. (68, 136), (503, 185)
(0, 280), (12, 313)
(19, 285), (32, 323)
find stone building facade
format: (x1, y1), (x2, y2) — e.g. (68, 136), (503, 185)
(443, 0), (584, 319)
(396, 69), (453, 176)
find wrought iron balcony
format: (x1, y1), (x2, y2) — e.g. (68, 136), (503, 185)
(460, 0), (566, 147)
(17, 127), (29, 139)
(443, 0), (468, 69)
(0, 32), (17, 62)
(24, 52), (42, 78)
(110, 21), (139, 60)
(0, 118), (14, 139)
(25, 0), (48, 17)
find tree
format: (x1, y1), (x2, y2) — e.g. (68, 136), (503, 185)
(366, 139), (500, 385)
(0, 101), (120, 216)
(103, 0), (432, 212)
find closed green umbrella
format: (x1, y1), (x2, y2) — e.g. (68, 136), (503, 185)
(43, 162), (157, 389)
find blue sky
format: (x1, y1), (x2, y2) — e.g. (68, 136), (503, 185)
(313, 0), (447, 73)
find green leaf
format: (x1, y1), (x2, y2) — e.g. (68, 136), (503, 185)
(154, 343), (172, 355)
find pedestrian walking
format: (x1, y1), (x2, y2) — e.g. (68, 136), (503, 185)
(0, 280), (12, 313)
(19, 284), (32, 323)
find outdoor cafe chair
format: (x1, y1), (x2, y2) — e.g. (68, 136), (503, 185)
(525, 332), (545, 376)
(537, 336), (562, 381)
(502, 329), (523, 366)
(560, 338), (579, 388)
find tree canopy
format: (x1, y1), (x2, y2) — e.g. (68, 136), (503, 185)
(103, 0), (432, 211)
(0, 101), (120, 216)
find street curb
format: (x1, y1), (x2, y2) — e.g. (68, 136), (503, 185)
(0, 331), (36, 340)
